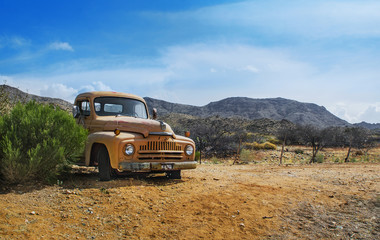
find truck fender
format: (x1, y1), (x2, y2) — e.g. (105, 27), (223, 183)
(85, 131), (140, 169)
(85, 131), (121, 168)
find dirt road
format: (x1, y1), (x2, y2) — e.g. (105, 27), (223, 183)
(0, 163), (379, 239)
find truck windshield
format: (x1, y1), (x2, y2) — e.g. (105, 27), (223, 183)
(94, 97), (148, 119)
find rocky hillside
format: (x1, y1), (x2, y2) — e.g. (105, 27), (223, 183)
(1, 85), (360, 128)
(0, 85), (72, 112)
(354, 122), (380, 130)
(145, 97), (349, 128)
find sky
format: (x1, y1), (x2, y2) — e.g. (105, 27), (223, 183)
(0, 0), (379, 124)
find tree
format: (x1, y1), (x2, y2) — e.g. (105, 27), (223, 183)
(297, 125), (328, 163)
(179, 116), (248, 161)
(276, 124), (296, 165)
(231, 122), (248, 165)
(342, 127), (370, 162)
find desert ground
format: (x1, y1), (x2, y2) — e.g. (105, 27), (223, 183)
(0, 157), (379, 240)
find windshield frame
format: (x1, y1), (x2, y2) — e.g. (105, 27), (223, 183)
(93, 96), (148, 119)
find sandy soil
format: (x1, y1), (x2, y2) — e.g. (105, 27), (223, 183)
(0, 163), (379, 239)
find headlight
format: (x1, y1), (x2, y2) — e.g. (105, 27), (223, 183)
(124, 144), (134, 156)
(185, 145), (194, 156)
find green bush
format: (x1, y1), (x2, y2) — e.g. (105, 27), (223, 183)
(263, 142), (276, 150)
(209, 157), (221, 164)
(195, 151), (201, 161)
(246, 141), (276, 150)
(268, 137), (281, 145)
(315, 154), (324, 163)
(0, 101), (88, 184)
(295, 149), (304, 154)
(239, 149), (252, 163)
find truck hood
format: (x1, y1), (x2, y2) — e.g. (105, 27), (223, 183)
(93, 116), (175, 138)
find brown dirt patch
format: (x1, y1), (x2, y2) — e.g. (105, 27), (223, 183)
(0, 163), (379, 239)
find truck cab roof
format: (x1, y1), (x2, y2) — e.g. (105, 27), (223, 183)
(75, 91), (145, 103)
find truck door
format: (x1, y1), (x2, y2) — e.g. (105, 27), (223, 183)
(76, 99), (92, 130)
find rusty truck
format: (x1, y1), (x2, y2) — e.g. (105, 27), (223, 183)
(73, 91), (196, 180)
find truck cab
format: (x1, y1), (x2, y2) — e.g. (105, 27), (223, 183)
(73, 91), (196, 180)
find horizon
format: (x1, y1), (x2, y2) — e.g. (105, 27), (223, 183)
(3, 83), (378, 125)
(1, 0), (379, 124)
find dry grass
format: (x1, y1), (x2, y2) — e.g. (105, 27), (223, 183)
(203, 145), (380, 165)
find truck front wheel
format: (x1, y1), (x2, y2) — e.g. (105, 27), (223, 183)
(97, 145), (113, 181)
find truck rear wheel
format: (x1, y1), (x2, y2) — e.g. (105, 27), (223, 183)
(97, 145), (113, 181)
(167, 170), (181, 179)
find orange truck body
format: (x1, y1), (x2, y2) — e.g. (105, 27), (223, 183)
(73, 91), (196, 179)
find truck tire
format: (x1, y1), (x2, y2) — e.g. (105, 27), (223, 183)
(97, 145), (113, 181)
(167, 170), (181, 179)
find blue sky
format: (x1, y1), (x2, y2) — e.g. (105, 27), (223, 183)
(1, 0), (379, 123)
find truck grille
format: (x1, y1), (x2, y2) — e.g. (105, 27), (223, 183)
(138, 141), (183, 161)
(139, 141), (182, 151)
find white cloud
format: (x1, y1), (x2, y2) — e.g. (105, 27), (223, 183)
(328, 102), (380, 124)
(40, 83), (77, 102)
(329, 103), (359, 124)
(48, 42), (74, 51)
(158, 43), (316, 101)
(242, 65), (259, 73)
(0, 36), (30, 49)
(79, 81), (113, 93)
(359, 104), (380, 124)
(156, 0), (380, 38)
(10, 37), (30, 47)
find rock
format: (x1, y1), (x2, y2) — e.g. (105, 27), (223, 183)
(86, 208), (94, 214)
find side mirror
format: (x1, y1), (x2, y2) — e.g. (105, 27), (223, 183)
(72, 105), (80, 118)
(152, 108), (158, 120)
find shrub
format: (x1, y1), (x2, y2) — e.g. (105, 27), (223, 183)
(294, 149), (304, 154)
(0, 101), (88, 184)
(263, 142), (276, 150)
(315, 154), (324, 163)
(244, 142), (254, 150)
(246, 142), (276, 150)
(195, 151), (201, 161)
(209, 157), (221, 164)
(268, 137), (281, 145)
(239, 149), (252, 163)
(354, 150), (364, 156)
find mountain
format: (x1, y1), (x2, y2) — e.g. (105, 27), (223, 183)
(354, 122), (380, 130)
(0, 85), (353, 128)
(0, 85), (72, 112)
(144, 97), (349, 128)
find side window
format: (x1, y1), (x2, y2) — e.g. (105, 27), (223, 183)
(104, 103), (123, 113)
(79, 100), (91, 116)
(94, 102), (101, 112)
